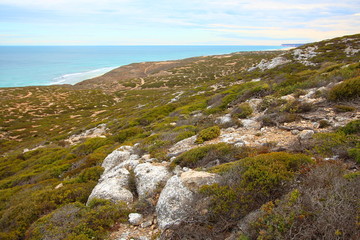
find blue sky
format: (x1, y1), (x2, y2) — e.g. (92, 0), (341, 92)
(0, 0), (359, 45)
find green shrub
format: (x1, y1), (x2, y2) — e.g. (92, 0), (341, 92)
(202, 152), (312, 222)
(172, 143), (246, 169)
(72, 138), (111, 156)
(250, 162), (360, 240)
(113, 126), (144, 143)
(282, 100), (312, 113)
(348, 144), (360, 163)
(233, 103), (253, 119)
(311, 132), (349, 157)
(195, 126), (220, 144)
(339, 120), (360, 135)
(77, 166), (104, 183)
(26, 200), (130, 240)
(334, 104), (356, 112)
(175, 131), (196, 142)
(328, 76), (360, 101)
(318, 119), (331, 128)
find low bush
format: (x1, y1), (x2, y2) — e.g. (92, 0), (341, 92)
(195, 126), (220, 144)
(339, 119), (360, 135)
(348, 144), (360, 163)
(318, 119), (331, 128)
(113, 126), (144, 143)
(334, 104), (356, 112)
(310, 122), (359, 162)
(232, 102), (253, 119)
(76, 166), (104, 183)
(72, 138), (111, 156)
(282, 100), (312, 113)
(249, 162), (360, 240)
(201, 152), (312, 226)
(175, 130), (196, 142)
(172, 143), (247, 169)
(26, 199), (130, 240)
(328, 76), (360, 101)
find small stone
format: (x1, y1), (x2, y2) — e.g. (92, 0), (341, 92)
(173, 165), (183, 176)
(215, 114), (232, 125)
(242, 119), (261, 130)
(55, 183), (63, 189)
(234, 141), (246, 147)
(141, 220), (152, 228)
(129, 213), (143, 225)
(291, 130), (300, 135)
(141, 154), (151, 161)
(298, 130), (315, 140)
(280, 95), (295, 102)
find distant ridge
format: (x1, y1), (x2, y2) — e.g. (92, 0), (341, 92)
(281, 43), (305, 47)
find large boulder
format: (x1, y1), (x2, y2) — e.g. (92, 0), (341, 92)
(101, 146), (131, 172)
(180, 170), (220, 192)
(101, 145), (140, 172)
(298, 130), (315, 140)
(134, 163), (172, 199)
(156, 170), (221, 230)
(215, 114), (233, 125)
(87, 167), (133, 204)
(168, 136), (197, 157)
(156, 176), (195, 230)
(242, 118), (261, 130)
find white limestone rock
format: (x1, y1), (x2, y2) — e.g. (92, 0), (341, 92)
(180, 170), (220, 192)
(101, 148), (131, 173)
(87, 167), (133, 204)
(242, 119), (261, 130)
(292, 46), (318, 66)
(247, 98), (262, 111)
(66, 123), (108, 145)
(215, 114), (233, 125)
(298, 130), (315, 140)
(156, 171), (221, 229)
(250, 57), (290, 71)
(129, 213), (143, 225)
(168, 135), (197, 156)
(134, 163), (172, 199)
(280, 95), (295, 102)
(156, 176), (195, 229)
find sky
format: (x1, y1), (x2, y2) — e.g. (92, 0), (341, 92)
(0, 0), (359, 45)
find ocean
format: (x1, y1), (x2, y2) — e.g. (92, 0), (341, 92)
(0, 46), (285, 88)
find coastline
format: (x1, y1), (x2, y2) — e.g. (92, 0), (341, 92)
(0, 45), (288, 89)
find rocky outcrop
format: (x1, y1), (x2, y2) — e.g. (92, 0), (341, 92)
(101, 145), (140, 172)
(87, 167), (133, 204)
(66, 123), (107, 145)
(168, 135), (197, 156)
(249, 57), (290, 71)
(134, 163), (172, 199)
(242, 118), (261, 130)
(180, 170), (220, 192)
(87, 145), (140, 205)
(344, 46), (360, 56)
(215, 114), (233, 125)
(292, 46), (318, 66)
(298, 130), (315, 140)
(129, 213), (144, 226)
(156, 170), (221, 229)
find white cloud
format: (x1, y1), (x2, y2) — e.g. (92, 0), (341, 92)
(0, 0), (359, 45)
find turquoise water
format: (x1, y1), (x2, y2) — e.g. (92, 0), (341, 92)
(0, 46), (285, 88)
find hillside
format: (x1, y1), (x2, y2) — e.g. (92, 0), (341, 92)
(0, 34), (359, 240)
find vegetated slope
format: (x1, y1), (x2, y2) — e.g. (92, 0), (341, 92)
(0, 34), (359, 240)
